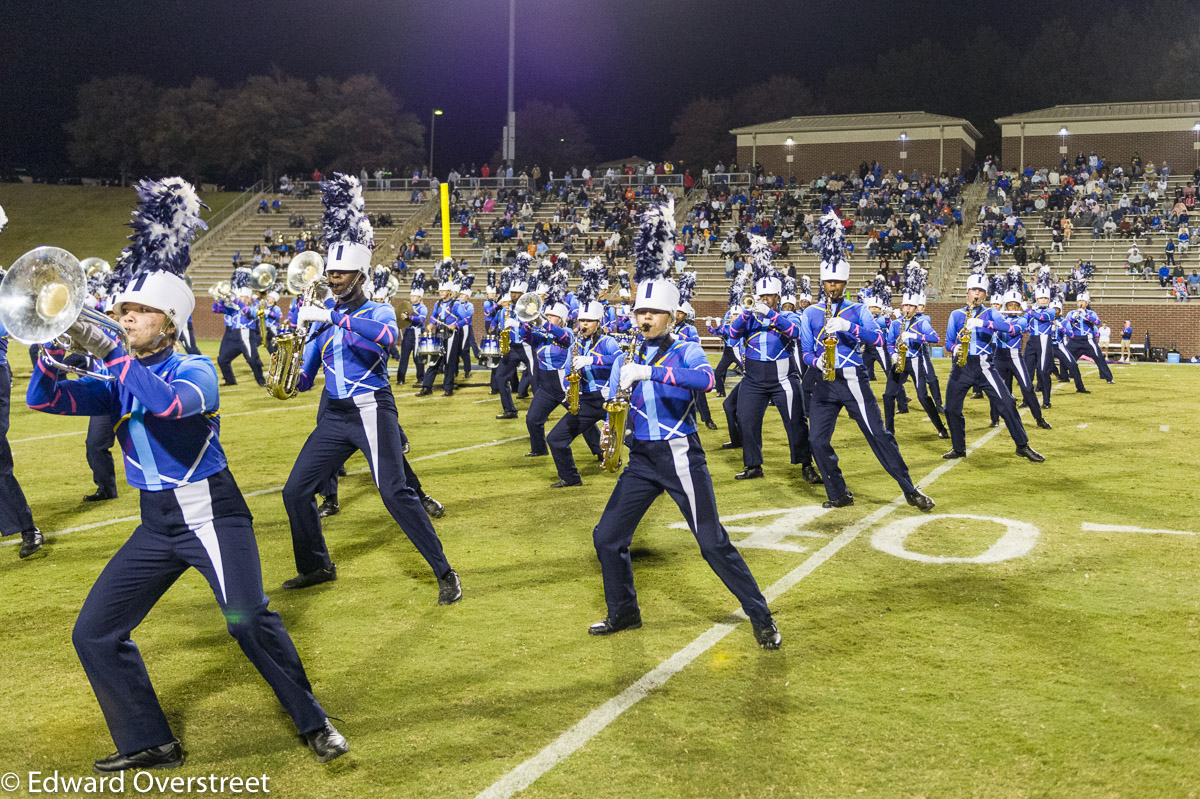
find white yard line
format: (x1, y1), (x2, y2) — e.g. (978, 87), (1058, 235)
(1081, 523), (1195, 536)
(475, 376), (1074, 799)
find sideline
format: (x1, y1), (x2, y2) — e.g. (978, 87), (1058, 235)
(475, 375), (1082, 799)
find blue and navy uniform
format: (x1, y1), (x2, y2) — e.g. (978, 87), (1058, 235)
(495, 303), (535, 415)
(706, 312), (741, 396)
(1050, 316), (1083, 388)
(883, 315), (947, 436)
(603, 304), (632, 335)
(591, 334), (772, 628)
(283, 293), (452, 581)
(213, 299), (265, 385)
(859, 311), (890, 379)
(547, 331), (619, 484)
(728, 306), (813, 473)
(675, 320), (713, 426)
(0, 319), (37, 539)
(1023, 302), (1057, 404)
(799, 298), (919, 502)
(943, 304), (1031, 453)
(27, 342), (329, 755)
(396, 298), (427, 383)
(1064, 306), (1114, 383)
(450, 298), (476, 378)
(988, 313), (1047, 425)
(522, 320), (572, 455)
(420, 298), (466, 393)
(915, 311), (944, 409)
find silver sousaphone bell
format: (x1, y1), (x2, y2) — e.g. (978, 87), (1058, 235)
(0, 246), (128, 380)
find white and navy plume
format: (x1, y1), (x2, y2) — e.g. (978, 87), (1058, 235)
(782, 276), (796, 300)
(410, 269), (425, 293)
(486, 268), (497, 292)
(459, 272), (476, 294)
(902, 262), (926, 298)
(577, 257), (606, 305)
(749, 235), (776, 285)
(321, 173), (373, 247)
(1036, 265), (1053, 294)
(815, 212), (847, 266)
(633, 196), (676, 284)
(799, 275), (812, 299)
(498, 267), (511, 296)
(125, 177), (208, 277)
(676, 271), (697, 304)
(1005, 265), (1024, 296)
(728, 271), (747, 309)
(617, 269), (631, 293)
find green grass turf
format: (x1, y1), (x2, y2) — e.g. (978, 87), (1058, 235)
(0, 185), (241, 265)
(0, 348), (1196, 798)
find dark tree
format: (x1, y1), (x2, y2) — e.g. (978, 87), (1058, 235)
(65, 75), (160, 186)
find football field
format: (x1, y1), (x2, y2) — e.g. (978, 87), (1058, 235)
(1, 347), (1197, 798)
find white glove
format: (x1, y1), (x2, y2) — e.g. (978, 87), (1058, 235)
(826, 317), (851, 334)
(298, 306), (333, 325)
(753, 302), (771, 317)
(902, 330), (920, 342)
(68, 318), (116, 358)
(965, 317), (984, 330)
(618, 363), (652, 392)
(572, 355), (594, 370)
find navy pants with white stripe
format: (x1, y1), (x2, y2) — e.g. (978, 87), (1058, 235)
(547, 391), (604, 483)
(284, 389), (451, 578)
(1024, 333), (1054, 405)
(945, 354), (1029, 453)
(396, 326), (425, 383)
(526, 367), (564, 455)
(921, 350), (944, 409)
(713, 346), (739, 395)
(495, 347), (526, 414)
(884, 359), (947, 435)
(735, 358), (811, 470)
(990, 347), (1045, 424)
(86, 414), (118, 496)
(217, 328), (265, 385)
(72, 470), (327, 755)
(1066, 336), (1114, 382)
(0, 364), (36, 537)
(1053, 339), (1086, 389)
(722, 382), (742, 446)
(809, 367), (917, 501)
(591, 434), (772, 625)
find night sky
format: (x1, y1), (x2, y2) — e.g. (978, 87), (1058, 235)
(0, 0), (1147, 174)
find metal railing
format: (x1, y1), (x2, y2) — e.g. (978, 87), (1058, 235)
(277, 173), (686, 195)
(193, 180), (267, 251)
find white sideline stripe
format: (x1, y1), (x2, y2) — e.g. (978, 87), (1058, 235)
(1077, 423), (1088, 429)
(476, 374), (1069, 799)
(1159, 425), (1170, 432)
(9, 430), (86, 443)
(1081, 523), (1195, 536)
(2, 436), (526, 545)
(473, 397), (501, 403)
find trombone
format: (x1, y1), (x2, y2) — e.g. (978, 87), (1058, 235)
(0, 246), (128, 380)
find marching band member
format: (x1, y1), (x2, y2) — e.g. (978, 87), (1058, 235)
(705, 273), (744, 398)
(451, 274), (476, 381)
(794, 275), (820, 420)
(1063, 282), (1115, 386)
(213, 269), (266, 387)
(1049, 292), (1084, 390)
(989, 267), (1052, 430)
(483, 269), (502, 393)
(494, 255), (534, 419)
(674, 272), (718, 430)
(942, 246), (1045, 462)
(279, 174), (461, 605)
(915, 299), (944, 412)
(81, 300), (121, 501)
(260, 288), (283, 354)
(26, 178), (347, 769)
(521, 270), (572, 457)
(587, 199), (781, 650)
(416, 260), (465, 397)
(718, 272), (749, 451)
(1023, 266), (1057, 409)
(728, 236), (821, 485)
(546, 259), (614, 486)
(396, 270), (427, 385)
(883, 263), (948, 438)
(604, 270), (633, 334)
(798, 213), (934, 510)
(859, 278), (887, 381)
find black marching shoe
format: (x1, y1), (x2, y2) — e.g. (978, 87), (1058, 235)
(282, 564), (337, 589)
(801, 463), (823, 485)
(416, 387), (432, 396)
(550, 479), (582, 488)
(524, 451), (547, 458)
(94, 740), (184, 774)
(318, 498), (340, 518)
(735, 466), (764, 480)
(821, 493), (854, 509)
(720, 441), (741, 450)
(1105, 379), (1115, 384)
(988, 420), (999, 428)
(1076, 388), (1091, 394)
(18, 529), (44, 559)
(942, 449), (966, 459)
(495, 411), (518, 419)
(437, 569), (463, 605)
(905, 489), (936, 511)
(1036, 418), (1053, 430)
(83, 490), (117, 502)
(588, 608), (642, 636)
(936, 429), (950, 439)
(304, 720), (349, 764)
(1015, 444), (1045, 463)
(752, 617), (782, 650)
(442, 389), (454, 397)
(704, 419), (719, 430)
(1042, 400), (1052, 409)
(421, 494), (445, 518)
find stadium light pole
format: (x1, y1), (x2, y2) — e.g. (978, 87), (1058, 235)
(785, 137), (794, 180)
(1193, 122), (1199, 168)
(505, 0), (517, 171)
(429, 109), (443, 179)
(899, 132), (908, 163)
(1058, 127), (1069, 157)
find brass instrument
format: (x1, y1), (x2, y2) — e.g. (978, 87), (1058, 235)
(80, 257), (112, 278)
(566, 333), (582, 415)
(208, 280), (234, 303)
(266, 253), (327, 400)
(0, 246), (128, 380)
(600, 345), (642, 473)
(894, 319), (909, 375)
(740, 295), (756, 311)
(956, 305), (975, 367)
(250, 263), (276, 290)
(499, 327), (511, 355)
(513, 292), (544, 324)
(822, 298), (838, 381)
(383, 274), (400, 299)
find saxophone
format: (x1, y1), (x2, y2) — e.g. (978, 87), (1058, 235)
(894, 318), (909, 376)
(255, 299), (268, 341)
(955, 305), (975, 368)
(266, 279), (327, 400)
(600, 346), (640, 473)
(566, 333), (582, 415)
(499, 324), (511, 356)
(822, 298), (838, 381)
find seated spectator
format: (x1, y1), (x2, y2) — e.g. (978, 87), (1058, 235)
(1173, 277), (1189, 302)
(258, 199), (269, 214)
(1158, 262), (1171, 287)
(1189, 270), (1199, 295)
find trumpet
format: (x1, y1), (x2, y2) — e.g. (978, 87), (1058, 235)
(208, 280), (234, 303)
(0, 246), (128, 381)
(80, 257), (112, 278)
(514, 291), (544, 324)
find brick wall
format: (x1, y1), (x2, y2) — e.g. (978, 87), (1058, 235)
(689, 299), (1200, 358)
(737, 139), (973, 183)
(1002, 131), (1200, 172)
